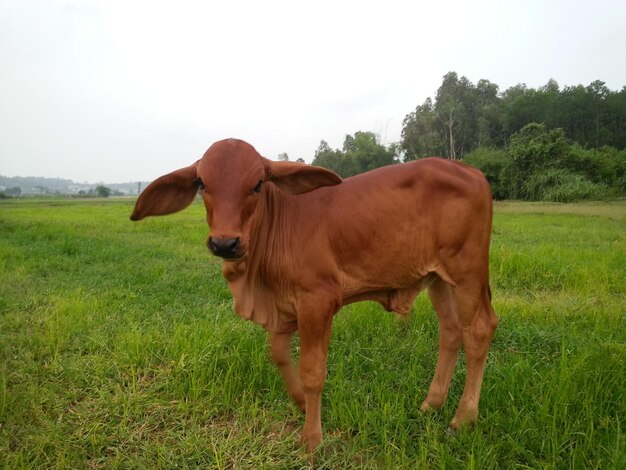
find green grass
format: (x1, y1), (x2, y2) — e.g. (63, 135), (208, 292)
(1, 198), (625, 469)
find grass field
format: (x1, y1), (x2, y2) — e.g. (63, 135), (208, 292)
(1, 198), (625, 469)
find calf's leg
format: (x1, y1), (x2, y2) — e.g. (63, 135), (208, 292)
(297, 297), (336, 452)
(269, 331), (305, 412)
(450, 285), (498, 429)
(421, 278), (462, 411)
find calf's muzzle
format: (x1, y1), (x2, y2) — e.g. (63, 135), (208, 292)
(208, 236), (243, 259)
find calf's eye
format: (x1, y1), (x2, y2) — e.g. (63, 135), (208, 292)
(253, 180), (263, 193)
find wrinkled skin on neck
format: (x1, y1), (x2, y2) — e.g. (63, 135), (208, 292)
(216, 183), (303, 332)
(195, 139), (339, 331)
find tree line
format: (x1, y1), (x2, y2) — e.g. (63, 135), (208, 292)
(312, 132), (399, 178)
(0, 184), (120, 199)
(0, 174), (146, 197)
(311, 72), (626, 201)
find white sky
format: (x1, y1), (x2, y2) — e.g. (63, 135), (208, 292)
(1, 0), (625, 183)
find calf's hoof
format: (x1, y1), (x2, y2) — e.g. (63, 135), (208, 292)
(449, 410), (478, 431)
(420, 396), (445, 413)
(420, 401), (434, 413)
(300, 430), (322, 453)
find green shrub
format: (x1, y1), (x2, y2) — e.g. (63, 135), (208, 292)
(464, 147), (509, 199)
(524, 169), (608, 202)
(464, 124), (625, 200)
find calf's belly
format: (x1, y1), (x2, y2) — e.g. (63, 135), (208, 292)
(341, 272), (438, 315)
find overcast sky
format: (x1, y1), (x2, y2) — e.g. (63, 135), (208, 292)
(1, 0), (625, 183)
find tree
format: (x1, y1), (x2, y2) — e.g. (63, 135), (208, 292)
(539, 79), (561, 130)
(434, 72), (479, 159)
(311, 140), (355, 177)
(311, 133), (398, 177)
(606, 86), (626, 149)
(401, 98), (444, 160)
(559, 84), (589, 144)
(5, 186), (21, 197)
(346, 131), (398, 173)
(278, 152), (289, 161)
(586, 80), (610, 147)
(475, 79), (502, 147)
(95, 185), (112, 198)
(402, 73), (502, 160)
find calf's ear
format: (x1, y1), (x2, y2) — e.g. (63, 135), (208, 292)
(265, 159), (342, 195)
(130, 162), (200, 221)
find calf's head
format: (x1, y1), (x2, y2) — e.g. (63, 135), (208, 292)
(130, 139), (341, 260)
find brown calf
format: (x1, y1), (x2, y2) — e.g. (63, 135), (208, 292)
(131, 138), (498, 451)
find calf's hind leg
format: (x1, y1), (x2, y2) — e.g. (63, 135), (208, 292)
(450, 285), (498, 429)
(421, 277), (462, 411)
(421, 277), (498, 429)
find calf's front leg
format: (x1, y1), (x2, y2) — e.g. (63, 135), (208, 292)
(269, 331), (305, 412)
(297, 305), (334, 452)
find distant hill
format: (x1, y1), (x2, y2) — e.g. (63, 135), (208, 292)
(0, 175), (150, 196)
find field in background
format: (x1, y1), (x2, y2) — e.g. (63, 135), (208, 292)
(1, 199), (625, 469)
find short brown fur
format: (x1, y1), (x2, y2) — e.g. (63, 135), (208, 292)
(131, 138), (498, 451)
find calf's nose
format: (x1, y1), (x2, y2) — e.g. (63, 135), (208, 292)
(208, 236), (241, 259)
